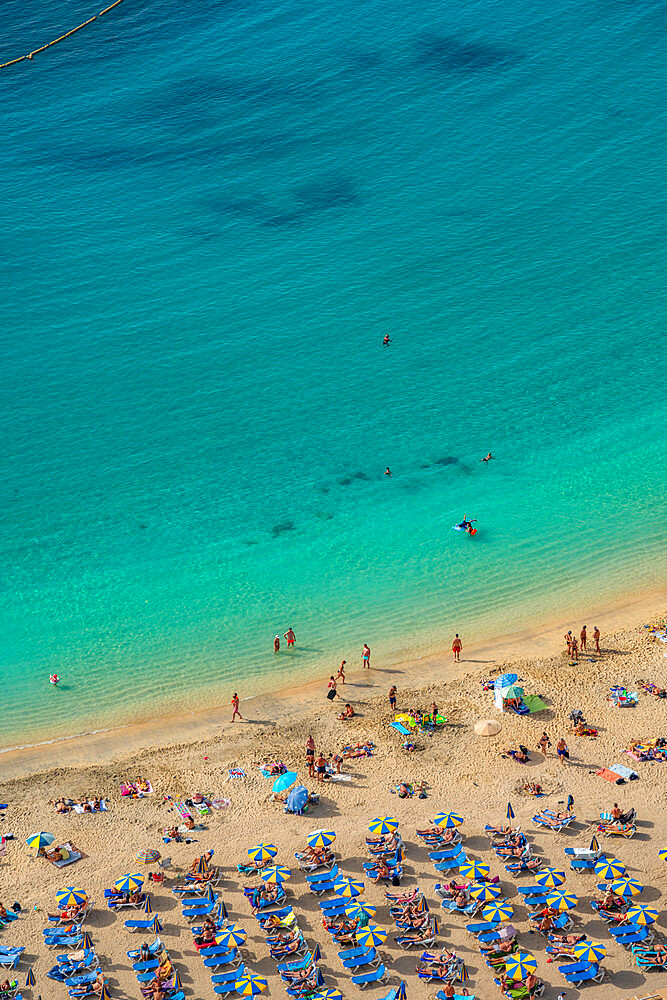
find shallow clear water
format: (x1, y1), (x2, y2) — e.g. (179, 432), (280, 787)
(1, 0), (665, 746)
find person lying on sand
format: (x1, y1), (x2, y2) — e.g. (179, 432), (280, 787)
(524, 782), (543, 795)
(503, 745), (530, 762)
(337, 703), (355, 720)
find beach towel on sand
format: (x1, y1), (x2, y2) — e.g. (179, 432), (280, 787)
(609, 763), (639, 781)
(596, 768), (625, 784)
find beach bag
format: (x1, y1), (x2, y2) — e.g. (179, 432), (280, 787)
(327, 689), (337, 701)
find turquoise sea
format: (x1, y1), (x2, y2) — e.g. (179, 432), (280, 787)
(1, 0), (666, 748)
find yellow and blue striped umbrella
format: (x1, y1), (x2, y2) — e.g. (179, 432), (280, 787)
(173, 971), (183, 990)
(545, 890), (578, 911)
(260, 865), (292, 883)
(469, 882), (503, 901)
(368, 817), (398, 835)
(627, 904), (659, 925)
(99, 986), (111, 1000)
(433, 811), (464, 829)
(216, 925), (248, 949)
(143, 896), (153, 915)
(535, 868), (566, 888)
(594, 858), (626, 880)
(235, 974), (268, 996)
(458, 861), (490, 880)
(81, 932), (94, 950)
(506, 802), (515, 820)
(312, 991), (343, 1000)
(307, 830), (336, 849)
(356, 924), (388, 948)
(658, 848), (667, 863)
(344, 901), (377, 919)
(25, 969), (35, 987)
(505, 952), (537, 981)
(609, 878), (644, 897)
(482, 901), (513, 922)
(26, 831), (54, 851)
(573, 941), (607, 963)
(396, 982), (407, 1000)
(114, 873), (144, 893)
(458, 965), (469, 983)
(56, 887), (87, 907)
(333, 876), (364, 898)
(248, 844), (278, 862)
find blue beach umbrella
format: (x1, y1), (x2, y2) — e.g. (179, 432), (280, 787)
(505, 952), (538, 981)
(56, 887), (87, 907)
(307, 829), (336, 849)
(482, 901), (514, 922)
(535, 868), (566, 888)
(396, 982), (407, 1000)
(25, 969), (35, 987)
(506, 802), (515, 820)
(589, 835), (600, 853)
(80, 932), (94, 950)
(608, 878), (644, 897)
(333, 876), (364, 898)
(626, 904), (658, 925)
(368, 817), (398, 835)
(344, 901), (377, 919)
(273, 771), (298, 794)
(114, 873), (144, 893)
(658, 848), (667, 862)
(172, 971), (183, 990)
(217, 925), (248, 949)
(469, 882), (502, 901)
(356, 924), (388, 948)
(433, 811), (464, 829)
(545, 890), (578, 911)
(458, 966), (469, 984)
(143, 895), (153, 914)
(26, 831), (54, 851)
(594, 858), (626, 880)
(458, 861), (490, 880)
(312, 992), (343, 1000)
(248, 844), (277, 862)
(260, 865), (292, 883)
(573, 941), (607, 963)
(151, 915), (162, 933)
(235, 974), (268, 996)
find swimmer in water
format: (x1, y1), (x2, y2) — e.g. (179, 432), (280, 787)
(481, 453), (493, 462)
(50, 674), (59, 685)
(459, 517), (477, 533)
(274, 635), (280, 653)
(383, 334), (391, 346)
(384, 467), (392, 477)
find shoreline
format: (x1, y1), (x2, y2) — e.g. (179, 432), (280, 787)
(3, 586), (664, 781)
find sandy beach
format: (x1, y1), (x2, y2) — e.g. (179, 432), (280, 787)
(1, 595), (667, 1000)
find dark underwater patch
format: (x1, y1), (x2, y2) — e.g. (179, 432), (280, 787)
(435, 456), (459, 466)
(416, 33), (521, 73)
(271, 520), (295, 537)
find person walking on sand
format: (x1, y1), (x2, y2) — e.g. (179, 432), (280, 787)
(571, 635), (579, 661)
(452, 634), (462, 662)
(593, 626), (601, 654)
(328, 675), (338, 698)
(336, 660), (346, 684)
(231, 693), (242, 722)
(283, 627), (296, 647)
(389, 685), (397, 711)
(580, 625), (587, 652)
(362, 644), (371, 669)
(274, 635), (280, 653)
(537, 732), (551, 755)
(556, 737), (568, 765)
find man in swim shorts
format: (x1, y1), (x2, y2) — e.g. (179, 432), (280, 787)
(593, 626), (601, 654)
(362, 644), (371, 669)
(284, 627), (296, 647)
(580, 625), (587, 651)
(452, 634), (462, 662)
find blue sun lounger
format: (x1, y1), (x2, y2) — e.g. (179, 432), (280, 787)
(374, 989), (398, 1000)
(127, 938), (162, 960)
(0, 948), (24, 970)
(429, 846), (463, 862)
(306, 865), (339, 883)
(608, 923), (653, 947)
(351, 964), (388, 989)
(125, 916), (160, 932)
(437, 992), (477, 1000)
(558, 960), (604, 985)
(213, 984), (241, 997)
(341, 948), (380, 970)
(391, 722), (412, 736)
(465, 920), (500, 936)
(211, 963), (246, 986)
(202, 948), (241, 970)
(434, 854), (468, 873)
(182, 899), (218, 921)
(440, 899), (479, 916)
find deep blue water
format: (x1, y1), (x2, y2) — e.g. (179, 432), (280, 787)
(1, 0), (665, 745)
